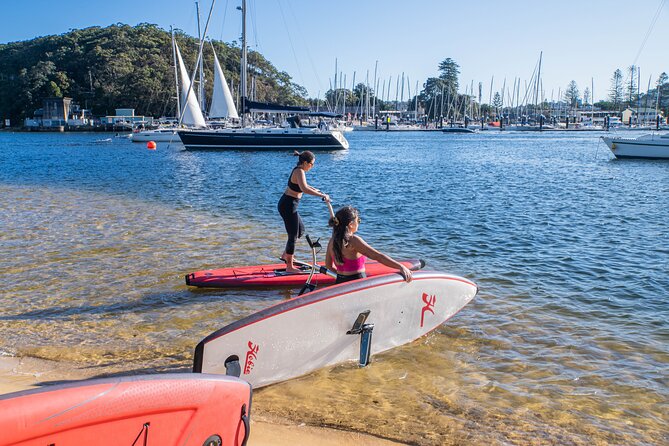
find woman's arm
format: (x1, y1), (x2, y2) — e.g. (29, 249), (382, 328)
(325, 238), (336, 272)
(349, 236), (412, 282)
(295, 169), (329, 201)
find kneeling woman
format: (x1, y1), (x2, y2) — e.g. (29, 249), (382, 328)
(326, 206), (412, 284)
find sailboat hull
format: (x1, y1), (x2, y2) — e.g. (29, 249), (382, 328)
(178, 128), (349, 151)
(601, 134), (669, 159)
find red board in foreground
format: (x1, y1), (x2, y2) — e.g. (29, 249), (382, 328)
(0, 374), (251, 446)
(185, 259), (425, 288)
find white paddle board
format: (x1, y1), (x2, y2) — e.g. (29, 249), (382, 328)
(193, 270), (478, 388)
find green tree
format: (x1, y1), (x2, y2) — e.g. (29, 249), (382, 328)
(658, 72), (669, 88)
(655, 72), (669, 117)
(608, 69), (624, 110)
(564, 80), (580, 108)
(627, 65), (638, 105)
(583, 87), (591, 106)
(0, 24), (308, 123)
(492, 92), (502, 115)
(437, 58), (459, 97)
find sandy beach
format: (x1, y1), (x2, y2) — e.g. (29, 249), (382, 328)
(0, 355), (404, 446)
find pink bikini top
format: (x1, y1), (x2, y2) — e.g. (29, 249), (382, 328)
(335, 255), (367, 273)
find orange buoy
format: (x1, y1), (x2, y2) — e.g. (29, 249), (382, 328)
(147, 141), (157, 150)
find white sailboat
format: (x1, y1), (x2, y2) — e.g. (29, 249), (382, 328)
(175, 43), (207, 129)
(208, 42), (238, 122)
(132, 39), (207, 142)
(178, 0), (349, 151)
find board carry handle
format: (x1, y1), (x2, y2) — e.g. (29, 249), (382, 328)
(240, 403), (251, 446)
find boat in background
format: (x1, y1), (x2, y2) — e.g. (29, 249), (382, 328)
(442, 126), (476, 134)
(177, 0), (349, 151)
(131, 127), (182, 142)
(132, 33), (207, 143)
(207, 41), (239, 123)
(601, 133), (669, 159)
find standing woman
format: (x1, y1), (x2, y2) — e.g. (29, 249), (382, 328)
(278, 151), (330, 273)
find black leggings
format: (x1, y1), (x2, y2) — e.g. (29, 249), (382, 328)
(335, 272), (367, 284)
(278, 194), (304, 255)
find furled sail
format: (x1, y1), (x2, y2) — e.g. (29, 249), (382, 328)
(209, 45), (239, 120)
(175, 42), (207, 128)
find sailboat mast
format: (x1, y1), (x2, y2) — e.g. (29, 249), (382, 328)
(241, 0), (248, 127)
(176, 0), (215, 127)
(196, 1), (206, 115)
(333, 59), (338, 114)
(591, 77), (595, 124)
(535, 51), (542, 116)
(637, 67), (641, 125)
(372, 60), (378, 118)
(414, 80), (419, 122)
(645, 74), (652, 126)
(171, 27), (181, 122)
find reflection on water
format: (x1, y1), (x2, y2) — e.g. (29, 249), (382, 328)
(0, 131), (668, 445)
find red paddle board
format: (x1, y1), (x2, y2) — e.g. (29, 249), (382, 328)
(185, 258), (425, 288)
(0, 373), (251, 446)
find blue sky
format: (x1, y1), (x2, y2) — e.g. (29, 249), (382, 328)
(1, 0), (668, 102)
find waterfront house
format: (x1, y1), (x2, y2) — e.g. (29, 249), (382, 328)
(621, 107), (663, 126)
(24, 97), (94, 129)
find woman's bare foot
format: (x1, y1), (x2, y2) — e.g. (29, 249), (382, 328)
(282, 253), (301, 273)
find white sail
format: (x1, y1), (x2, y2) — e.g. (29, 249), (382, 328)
(209, 45), (239, 119)
(175, 42), (207, 128)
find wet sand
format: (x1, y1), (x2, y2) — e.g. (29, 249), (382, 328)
(0, 356), (404, 446)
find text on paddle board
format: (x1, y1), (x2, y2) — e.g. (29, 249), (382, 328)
(244, 341), (260, 375)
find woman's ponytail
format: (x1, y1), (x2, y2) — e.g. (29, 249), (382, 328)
(330, 206), (359, 265)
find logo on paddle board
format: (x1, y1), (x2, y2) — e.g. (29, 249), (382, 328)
(244, 341), (260, 375)
(420, 293), (436, 327)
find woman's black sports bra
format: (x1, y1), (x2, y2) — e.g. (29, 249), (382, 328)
(287, 167), (302, 192)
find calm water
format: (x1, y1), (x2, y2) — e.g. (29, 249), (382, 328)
(0, 130), (667, 445)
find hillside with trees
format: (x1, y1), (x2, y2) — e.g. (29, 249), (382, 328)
(0, 23), (308, 124)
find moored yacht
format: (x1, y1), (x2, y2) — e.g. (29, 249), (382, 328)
(131, 127), (183, 142)
(179, 125), (349, 151)
(177, 0), (349, 151)
(601, 133), (669, 159)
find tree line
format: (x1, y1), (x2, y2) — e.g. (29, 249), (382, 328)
(544, 67), (668, 113)
(0, 24), (307, 124)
